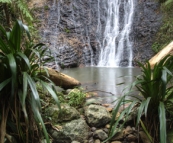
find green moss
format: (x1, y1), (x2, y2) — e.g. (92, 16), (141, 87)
(44, 5), (50, 11)
(67, 88), (86, 107)
(152, 4), (173, 53)
(64, 28), (70, 33)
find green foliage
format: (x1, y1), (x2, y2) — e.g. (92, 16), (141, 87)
(44, 5), (50, 11)
(152, 1), (173, 53)
(107, 55), (173, 143)
(64, 28), (70, 33)
(58, 88), (86, 107)
(0, 20), (60, 143)
(0, 0), (33, 26)
(15, 0), (33, 22)
(162, 0), (173, 9)
(0, 0), (11, 3)
(152, 42), (161, 53)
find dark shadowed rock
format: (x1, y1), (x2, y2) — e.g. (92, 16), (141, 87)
(139, 131), (152, 143)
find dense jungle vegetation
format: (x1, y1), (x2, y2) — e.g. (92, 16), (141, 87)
(0, 0), (173, 143)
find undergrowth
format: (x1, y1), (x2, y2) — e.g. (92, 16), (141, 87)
(152, 2), (173, 53)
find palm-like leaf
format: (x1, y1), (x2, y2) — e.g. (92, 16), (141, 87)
(0, 20), (60, 143)
(107, 55), (173, 142)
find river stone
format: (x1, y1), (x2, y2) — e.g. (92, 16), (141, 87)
(93, 129), (108, 141)
(123, 126), (133, 136)
(94, 139), (101, 143)
(49, 118), (90, 143)
(85, 104), (111, 127)
(46, 103), (80, 123)
(71, 141), (80, 143)
(126, 134), (137, 142)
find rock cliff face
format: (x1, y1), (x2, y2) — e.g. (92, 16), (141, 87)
(37, 0), (162, 68)
(132, 0), (162, 65)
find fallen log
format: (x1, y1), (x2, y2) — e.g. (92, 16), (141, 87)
(41, 67), (81, 89)
(149, 41), (173, 69)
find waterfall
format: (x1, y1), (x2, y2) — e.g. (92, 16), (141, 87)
(98, 0), (135, 67)
(39, 0), (136, 68)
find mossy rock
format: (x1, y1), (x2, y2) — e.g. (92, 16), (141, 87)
(45, 103), (80, 123)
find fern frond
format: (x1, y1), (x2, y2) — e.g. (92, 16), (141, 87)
(0, 0), (11, 3)
(165, 0), (173, 5)
(14, 0), (33, 22)
(164, 0), (173, 10)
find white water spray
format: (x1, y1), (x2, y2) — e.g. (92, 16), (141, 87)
(98, 0), (135, 67)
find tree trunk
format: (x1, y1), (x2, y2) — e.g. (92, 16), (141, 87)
(41, 68), (81, 89)
(149, 41), (173, 69)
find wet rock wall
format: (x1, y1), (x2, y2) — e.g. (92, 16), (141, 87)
(38, 0), (162, 68)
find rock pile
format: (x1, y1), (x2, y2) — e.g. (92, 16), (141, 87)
(44, 102), (151, 143)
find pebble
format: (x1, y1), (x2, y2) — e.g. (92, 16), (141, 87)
(91, 127), (97, 132)
(71, 141), (80, 143)
(94, 139), (101, 143)
(105, 124), (110, 129)
(103, 128), (109, 133)
(93, 129), (108, 141)
(102, 104), (111, 107)
(124, 126), (133, 135)
(106, 107), (113, 112)
(127, 134), (137, 141)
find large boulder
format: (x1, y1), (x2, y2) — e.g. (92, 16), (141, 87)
(49, 118), (90, 143)
(84, 104), (111, 127)
(45, 103), (80, 123)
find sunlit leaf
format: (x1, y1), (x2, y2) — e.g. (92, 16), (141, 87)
(0, 78), (11, 91)
(7, 53), (17, 96)
(159, 102), (166, 143)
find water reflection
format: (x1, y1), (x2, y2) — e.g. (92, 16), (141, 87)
(62, 67), (141, 104)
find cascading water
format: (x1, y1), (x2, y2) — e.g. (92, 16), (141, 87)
(98, 0), (135, 67)
(39, 0), (136, 68)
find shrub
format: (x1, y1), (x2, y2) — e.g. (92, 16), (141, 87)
(106, 55), (173, 143)
(0, 20), (60, 143)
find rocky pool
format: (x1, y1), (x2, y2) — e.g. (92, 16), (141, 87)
(62, 67), (141, 105)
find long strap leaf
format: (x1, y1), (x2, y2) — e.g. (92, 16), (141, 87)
(159, 102), (166, 143)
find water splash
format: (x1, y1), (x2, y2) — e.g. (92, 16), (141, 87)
(98, 0), (135, 67)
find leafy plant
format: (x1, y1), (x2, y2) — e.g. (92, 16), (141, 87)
(0, 20), (60, 143)
(64, 28), (70, 33)
(0, 0), (33, 26)
(107, 55), (173, 143)
(152, 0), (173, 53)
(162, 0), (173, 9)
(67, 88), (86, 107)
